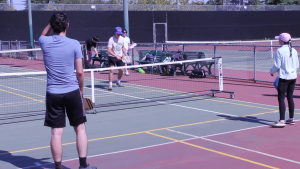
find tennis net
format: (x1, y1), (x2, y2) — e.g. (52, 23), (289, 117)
(0, 57), (227, 118)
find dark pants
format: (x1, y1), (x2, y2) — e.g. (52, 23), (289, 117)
(277, 78), (296, 120)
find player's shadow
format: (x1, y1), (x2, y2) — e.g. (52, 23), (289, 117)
(0, 150), (70, 169)
(262, 94), (300, 99)
(217, 115), (273, 125)
(86, 82), (129, 90)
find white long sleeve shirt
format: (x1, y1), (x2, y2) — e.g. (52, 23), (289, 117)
(270, 45), (299, 80)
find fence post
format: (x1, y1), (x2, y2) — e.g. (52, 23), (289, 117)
(82, 44), (88, 69)
(182, 44), (185, 52)
(214, 45), (217, 77)
(131, 47), (134, 66)
(270, 40), (273, 58)
(254, 45), (256, 82)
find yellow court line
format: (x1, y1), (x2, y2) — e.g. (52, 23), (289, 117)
(240, 111), (277, 117)
(8, 81), (45, 85)
(0, 89), (44, 103)
(145, 131), (279, 169)
(0, 110), (277, 156)
(207, 99), (277, 111)
(0, 102), (40, 108)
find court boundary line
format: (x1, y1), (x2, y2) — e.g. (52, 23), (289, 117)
(166, 129), (300, 165)
(145, 131), (279, 169)
(3, 110), (278, 156)
(20, 119), (300, 169)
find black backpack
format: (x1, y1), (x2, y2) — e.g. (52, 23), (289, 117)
(144, 53), (154, 62)
(189, 69), (206, 79)
(171, 51), (185, 61)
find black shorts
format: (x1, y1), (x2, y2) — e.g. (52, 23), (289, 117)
(108, 57), (125, 67)
(44, 89), (87, 128)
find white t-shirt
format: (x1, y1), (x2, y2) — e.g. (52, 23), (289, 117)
(123, 36), (131, 51)
(107, 35), (124, 57)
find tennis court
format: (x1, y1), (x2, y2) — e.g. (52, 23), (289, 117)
(1, 48), (300, 169)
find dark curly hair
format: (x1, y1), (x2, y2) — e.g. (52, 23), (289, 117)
(50, 12), (70, 33)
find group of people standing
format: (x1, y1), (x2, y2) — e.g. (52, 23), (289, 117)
(37, 12), (298, 169)
(85, 27), (133, 90)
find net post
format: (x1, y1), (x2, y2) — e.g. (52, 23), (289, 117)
(218, 57), (223, 91)
(254, 46), (257, 82)
(91, 70), (95, 104)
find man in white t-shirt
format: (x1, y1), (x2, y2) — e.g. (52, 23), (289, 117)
(122, 29), (131, 75)
(107, 27), (129, 90)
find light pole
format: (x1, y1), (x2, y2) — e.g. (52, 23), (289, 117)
(123, 0), (129, 37)
(28, 0), (34, 49)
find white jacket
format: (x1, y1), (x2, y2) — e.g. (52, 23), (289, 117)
(270, 45), (299, 80)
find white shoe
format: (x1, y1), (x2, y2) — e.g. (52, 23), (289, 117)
(271, 121), (286, 127)
(108, 86), (112, 91)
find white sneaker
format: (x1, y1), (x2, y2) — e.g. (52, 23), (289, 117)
(116, 82), (124, 87)
(125, 72), (129, 76)
(108, 86), (112, 91)
(271, 121), (286, 127)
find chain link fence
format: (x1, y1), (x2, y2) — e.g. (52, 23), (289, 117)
(1, 40), (300, 86)
(1, 3), (300, 11)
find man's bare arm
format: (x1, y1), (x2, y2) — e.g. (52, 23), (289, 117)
(75, 58), (84, 95)
(41, 24), (52, 36)
(122, 47), (128, 56)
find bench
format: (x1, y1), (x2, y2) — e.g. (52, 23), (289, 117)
(183, 52), (214, 75)
(136, 50), (214, 76)
(92, 50), (134, 68)
(92, 50), (109, 68)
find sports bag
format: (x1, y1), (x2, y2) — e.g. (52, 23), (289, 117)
(189, 69), (206, 79)
(171, 51), (185, 61)
(142, 53), (154, 62)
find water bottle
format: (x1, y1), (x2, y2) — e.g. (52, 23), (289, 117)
(154, 56), (157, 61)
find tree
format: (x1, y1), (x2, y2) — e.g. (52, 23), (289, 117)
(206, 0), (222, 5)
(0, 0), (7, 3)
(267, 0), (300, 5)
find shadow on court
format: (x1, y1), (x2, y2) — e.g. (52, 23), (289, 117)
(217, 115), (273, 125)
(262, 94), (300, 99)
(0, 150), (70, 169)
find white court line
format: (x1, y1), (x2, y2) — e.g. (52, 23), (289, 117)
(0, 65), (41, 73)
(20, 119), (295, 169)
(166, 128), (300, 165)
(0, 84), (45, 98)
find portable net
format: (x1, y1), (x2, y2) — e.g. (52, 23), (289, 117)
(0, 56), (225, 118)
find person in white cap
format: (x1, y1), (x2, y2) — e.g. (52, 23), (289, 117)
(270, 33), (299, 127)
